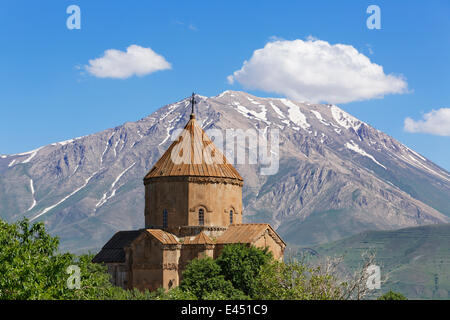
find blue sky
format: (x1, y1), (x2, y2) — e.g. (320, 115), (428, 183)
(0, 1), (449, 169)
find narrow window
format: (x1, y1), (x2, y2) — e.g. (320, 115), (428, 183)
(198, 208), (205, 226)
(163, 209), (168, 229)
(230, 210), (234, 224)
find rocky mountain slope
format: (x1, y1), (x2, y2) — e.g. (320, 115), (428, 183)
(0, 91), (449, 253)
(310, 223), (450, 299)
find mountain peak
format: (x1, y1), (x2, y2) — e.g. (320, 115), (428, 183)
(0, 91), (448, 253)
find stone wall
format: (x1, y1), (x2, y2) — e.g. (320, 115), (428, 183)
(145, 177), (189, 229)
(107, 232), (284, 291)
(145, 176), (243, 231)
(130, 235), (165, 291)
(187, 180), (242, 227)
(252, 230), (286, 261)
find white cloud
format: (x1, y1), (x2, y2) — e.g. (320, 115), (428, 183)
(85, 45), (171, 79)
(404, 108), (450, 136)
(227, 38), (408, 104)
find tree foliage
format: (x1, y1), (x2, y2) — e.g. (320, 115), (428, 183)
(216, 244), (272, 297)
(179, 256), (247, 299)
(1, 218), (397, 300)
(377, 290), (407, 300)
(0, 218), (154, 300)
(254, 259), (346, 300)
(0, 218), (70, 299)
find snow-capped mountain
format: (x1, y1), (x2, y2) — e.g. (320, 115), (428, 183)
(1, 91), (449, 253)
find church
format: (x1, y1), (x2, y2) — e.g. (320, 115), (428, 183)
(93, 94), (286, 291)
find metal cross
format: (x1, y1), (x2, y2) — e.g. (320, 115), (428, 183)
(190, 92), (196, 115)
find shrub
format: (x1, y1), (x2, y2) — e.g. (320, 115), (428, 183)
(179, 257), (246, 299)
(378, 290), (407, 300)
(216, 244), (272, 297)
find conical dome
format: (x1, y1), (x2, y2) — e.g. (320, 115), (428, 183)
(144, 116), (243, 182)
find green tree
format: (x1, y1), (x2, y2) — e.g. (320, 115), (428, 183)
(1, 218), (384, 300)
(179, 257), (247, 299)
(377, 290), (407, 300)
(0, 218), (154, 300)
(0, 218), (71, 299)
(157, 287), (197, 300)
(216, 244), (272, 297)
(254, 259), (347, 300)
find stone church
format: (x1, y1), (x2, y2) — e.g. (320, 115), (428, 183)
(93, 94), (286, 291)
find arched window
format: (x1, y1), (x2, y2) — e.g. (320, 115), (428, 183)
(163, 209), (168, 229)
(198, 208), (205, 226)
(230, 210), (234, 224)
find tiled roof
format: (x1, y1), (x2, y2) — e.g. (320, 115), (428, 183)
(216, 224), (285, 246)
(146, 229), (179, 244)
(92, 230), (142, 263)
(144, 116), (243, 181)
(183, 231), (214, 245)
(92, 229), (181, 264)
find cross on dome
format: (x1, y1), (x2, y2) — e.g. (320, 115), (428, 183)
(190, 92), (196, 119)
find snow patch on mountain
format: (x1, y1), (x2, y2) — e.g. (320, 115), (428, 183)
(159, 122), (176, 146)
(232, 101), (270, 125)
(72, 163), (80, 175)
(113, 139), (120, 157)
(269, 102), (285, 119)
(53, 137), (84, 146)
(331, 105), (362, 132)
(27, 179), (37, 211)
(407, 148), (427, 162)
(246, 97), (260, 105)
(9, 146), (46, 165)
(310, 110), (323, 121)
(345, 140), (386, 169)
(311, 110), (330, 126)
(217, 90), (231, 98)
(95, 162), (136, 210)
(398, 152), (450, 182)
(280, 99), (310, 130)
(101, 132), (115, 165)
(31, 170), (101, 221)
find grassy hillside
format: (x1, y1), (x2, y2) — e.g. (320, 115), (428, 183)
(278, 208), (380, 246)
(299, 224), (450, 299)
